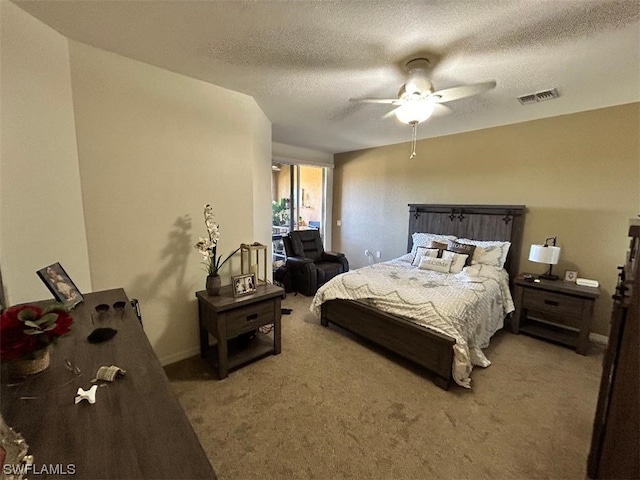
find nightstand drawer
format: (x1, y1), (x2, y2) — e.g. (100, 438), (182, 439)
(225, 300), (275, 336)
(522, 288), (584, 320)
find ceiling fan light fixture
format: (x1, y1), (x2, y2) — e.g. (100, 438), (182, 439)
(404, 58), (432, 95)
(394, 99), (435, 124)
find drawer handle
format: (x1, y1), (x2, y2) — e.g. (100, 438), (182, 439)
(544, 299), (559, 306)
(246, 313), (258, 322)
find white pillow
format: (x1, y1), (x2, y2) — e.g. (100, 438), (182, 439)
(442, 250), (469, 274)
(458, 238), (511, 269)
(411, 233), (457, 255)
(418, 255), (453, 273)
(411, 246), (438, 267)
(397, 252), (415, 263)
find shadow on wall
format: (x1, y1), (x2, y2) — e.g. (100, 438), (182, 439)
(128, 215), (197, 354)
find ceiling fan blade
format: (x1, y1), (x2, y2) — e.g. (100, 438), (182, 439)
(382, 106), (403, 119)
(432, 103), (452, 117)
(349, 97), (399, 104)
(431, 80), (496, 103)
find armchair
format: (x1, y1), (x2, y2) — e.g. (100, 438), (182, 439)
(283, 230), (349, 296)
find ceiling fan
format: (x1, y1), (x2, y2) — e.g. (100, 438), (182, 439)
(351, 58), (496, 158)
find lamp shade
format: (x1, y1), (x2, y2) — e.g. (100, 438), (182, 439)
(529, 244), (561, 265)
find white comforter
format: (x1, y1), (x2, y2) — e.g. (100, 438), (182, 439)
(310, 257), (515, 388)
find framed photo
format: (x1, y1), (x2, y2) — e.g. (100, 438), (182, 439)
(564, 270), (578, 283)
(37, 262), (83, 308)
(232, 273), (257, 297)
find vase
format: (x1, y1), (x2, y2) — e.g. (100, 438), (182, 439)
(9, 348), (50, 377)
(206, 274), (221, 296)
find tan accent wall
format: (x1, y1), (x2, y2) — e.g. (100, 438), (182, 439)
(333, 103), (640, 337)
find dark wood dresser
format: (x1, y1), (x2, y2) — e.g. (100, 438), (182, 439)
(587, 225), (639, 479)
(0, 288), (216, 479)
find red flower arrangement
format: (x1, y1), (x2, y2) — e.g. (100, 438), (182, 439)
(0, 304), (73, 360)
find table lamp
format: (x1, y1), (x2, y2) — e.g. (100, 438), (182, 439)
(529, 236), (561, 280)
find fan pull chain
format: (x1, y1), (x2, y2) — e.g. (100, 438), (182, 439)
(409, 122), (417, 159)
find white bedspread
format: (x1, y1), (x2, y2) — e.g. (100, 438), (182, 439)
(310, 258), (515, 388)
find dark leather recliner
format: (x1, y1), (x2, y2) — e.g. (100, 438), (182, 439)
(283, 230), (349, 296)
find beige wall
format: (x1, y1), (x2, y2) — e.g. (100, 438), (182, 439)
(272, 142), (334, 167)
(1, 3), (273, 365)
(0, 1), (92, 304)
(251, 113), (273, 264)
(333, 103), (640, 337)
(68, 41), (271, 364)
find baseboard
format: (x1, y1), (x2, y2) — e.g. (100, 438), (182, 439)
(159, 346), (200, 367)
(589, 333), (608, 346)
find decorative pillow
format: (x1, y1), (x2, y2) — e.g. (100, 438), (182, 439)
(411, 233), (457, 255)
(418, 255), (453, 273)
(457, 238), (511, 269)
(447, 240), (476, 266)
(442, 250), (469, 274)
(411, 246), (438, 267)
(429, 240), (448, 257)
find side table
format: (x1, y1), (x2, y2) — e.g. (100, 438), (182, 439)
(512, 274), (600, 354)
(196, 283), (283, 379)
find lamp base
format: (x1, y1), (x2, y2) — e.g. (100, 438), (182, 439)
(538, 273), (559, 281)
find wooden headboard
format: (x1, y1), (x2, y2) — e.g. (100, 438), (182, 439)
(407, 204), (526, 283)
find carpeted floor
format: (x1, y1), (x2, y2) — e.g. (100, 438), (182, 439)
(165, 293), (604, 480)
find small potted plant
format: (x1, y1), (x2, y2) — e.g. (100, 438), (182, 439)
(194, 204), (240, 295)
(1, 303), (73, 376)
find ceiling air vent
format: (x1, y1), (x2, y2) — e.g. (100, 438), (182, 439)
(517, 88), (559, 105)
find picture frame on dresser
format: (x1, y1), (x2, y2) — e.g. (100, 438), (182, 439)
(36, 262), (83, 309)
(232, 273), (256, 297)
(564, 270), (578, 282)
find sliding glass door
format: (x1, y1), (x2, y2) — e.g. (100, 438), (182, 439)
(271, 163), (325, 264)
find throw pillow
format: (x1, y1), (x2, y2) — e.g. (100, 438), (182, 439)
(411, 233), (457, 255)
(429, 240), (448, 257)
(442, 250), (469, 274)
(411, 246), (439, 267)
(447, 240), (476, 266)
(418, 255), (453, 273)
(457, 239), (512, 269)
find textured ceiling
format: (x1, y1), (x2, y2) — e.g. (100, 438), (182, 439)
(13, 0), (640, 154)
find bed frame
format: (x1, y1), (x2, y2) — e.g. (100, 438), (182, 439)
(320, 204), (526, 390)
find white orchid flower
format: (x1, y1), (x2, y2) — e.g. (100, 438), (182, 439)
(195, 204), (239, 276)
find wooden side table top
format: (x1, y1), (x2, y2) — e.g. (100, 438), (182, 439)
(515, 273), (601, 299)
(196, 282), (284, 311)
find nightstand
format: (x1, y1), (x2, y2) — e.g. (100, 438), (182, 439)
(196, 283), (283, 379)
(512, 274), (600, 354)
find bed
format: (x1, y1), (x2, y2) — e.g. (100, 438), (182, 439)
(311, 204), (526, 390)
